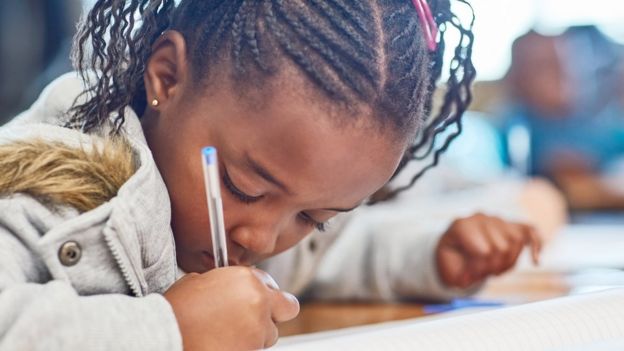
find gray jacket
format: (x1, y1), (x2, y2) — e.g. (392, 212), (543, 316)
(0, 73), (476, 350)
(0, 74), (180, 350)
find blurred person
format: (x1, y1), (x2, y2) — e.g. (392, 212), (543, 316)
(499, 27), (624, 211)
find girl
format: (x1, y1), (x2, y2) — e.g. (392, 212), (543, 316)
(0, 0), (539, 350)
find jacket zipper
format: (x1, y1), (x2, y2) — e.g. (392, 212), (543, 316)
(103, 231), (143, 297)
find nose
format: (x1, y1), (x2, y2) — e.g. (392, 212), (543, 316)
(228, 224), (280, 256)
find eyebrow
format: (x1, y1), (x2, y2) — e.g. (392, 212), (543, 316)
(244, 154), (360, 213)
(245, 154), (292, 195)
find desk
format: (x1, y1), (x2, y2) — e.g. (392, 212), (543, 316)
(279, 224), (624, 337)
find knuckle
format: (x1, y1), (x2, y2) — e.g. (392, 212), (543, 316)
(472, 212), (487, 220)
(248, 290), (267, 308)
(451, 220), (471, 234)
(246, 287), (269, 310)
(490, 216), (507, 227)
(479, 245), (493, 257)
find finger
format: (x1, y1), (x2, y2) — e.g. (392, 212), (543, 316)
(460, 260), (494, 288)
(269, 290), (300, 323)
(492, 226), (525, 275)
(252, 268), (280, 290)
(485, 217), (513, 253)
(523, 225), (543, 265)
(264, 321), (280, 348)
(458, 271), (473, 289)
(480, 219), (511, 274)
(502, 239), (525, 273)
(465, 256), (488, 283)
(505, 222), (526, 242)
(492, 219), (538, 274)
(452, 221), (493, 259)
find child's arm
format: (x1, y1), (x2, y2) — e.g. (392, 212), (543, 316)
(0, 198), (298, 350)
(272, 210), (540, 302)
(300, 212), (469, 301)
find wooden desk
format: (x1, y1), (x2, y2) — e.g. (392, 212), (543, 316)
(279, 271), (562, 336)
(279, 224), (624, 336)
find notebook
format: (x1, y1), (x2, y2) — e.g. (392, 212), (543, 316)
(274, 288), (624, 351)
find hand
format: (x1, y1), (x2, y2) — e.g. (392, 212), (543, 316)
(164, 267), (299, 351)
(436, 213), (542, 289)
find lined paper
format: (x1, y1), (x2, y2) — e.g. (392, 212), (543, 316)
(275, 289), (624, 351)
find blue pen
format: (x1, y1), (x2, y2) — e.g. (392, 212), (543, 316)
(423, 298), (505, 314)
(201, 147), (229, 268)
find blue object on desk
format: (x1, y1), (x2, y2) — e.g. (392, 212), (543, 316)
(423, 298), (505, 314)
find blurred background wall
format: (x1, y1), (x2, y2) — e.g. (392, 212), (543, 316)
(0, 0), (82, 122)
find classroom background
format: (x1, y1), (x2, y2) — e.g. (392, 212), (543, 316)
(1, 0), (623, 218)
(1, 0), (624, 345)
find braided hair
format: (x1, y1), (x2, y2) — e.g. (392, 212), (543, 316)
(69, 0), (476, 203)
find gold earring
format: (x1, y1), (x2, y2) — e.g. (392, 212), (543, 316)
(151, 98), (160, 107)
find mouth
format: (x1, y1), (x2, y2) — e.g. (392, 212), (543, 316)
(202, 250), (241, 268)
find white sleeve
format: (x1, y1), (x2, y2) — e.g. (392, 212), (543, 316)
(303, 206), (479, 302)
(266, 177), (529, 301)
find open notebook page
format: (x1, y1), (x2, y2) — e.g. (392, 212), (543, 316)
(274, 288), (624, 351)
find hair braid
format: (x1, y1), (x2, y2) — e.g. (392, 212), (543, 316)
(72, 0), (476, 204)
(263, 0), (345, 100)
(370, 0), (476, 203)
(273, 2), (374, 99)
(242, 2), (269, 72)
(307, 0), (374, 65)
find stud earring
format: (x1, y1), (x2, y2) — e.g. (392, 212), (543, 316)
(151, 98), (160, 107)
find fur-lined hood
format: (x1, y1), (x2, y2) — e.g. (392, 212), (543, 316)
(0, 136), (136, 213)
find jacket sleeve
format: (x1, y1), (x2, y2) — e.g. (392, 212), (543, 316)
(0, 218), (183, 351)
(298, 175), (536, 302)
(301, 207), (478, 302)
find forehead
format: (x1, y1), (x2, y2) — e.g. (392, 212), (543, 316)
(195, 69), (406, 206)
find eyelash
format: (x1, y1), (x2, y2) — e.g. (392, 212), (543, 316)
(222, 170), (262, 204)
(222, 169), (327, 232)
(297, 212), (327, 232)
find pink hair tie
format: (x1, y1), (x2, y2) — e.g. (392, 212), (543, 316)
(412, 0), (438, 52)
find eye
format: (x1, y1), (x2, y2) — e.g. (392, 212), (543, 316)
(297, 212), (327, 232)
(222, 168), (263, 204)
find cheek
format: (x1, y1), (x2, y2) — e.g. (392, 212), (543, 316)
(170, 189), (210, 248)
(273, 224), (314, 255)
(168, 153), (211, 249)
(222, 196), (314, 257)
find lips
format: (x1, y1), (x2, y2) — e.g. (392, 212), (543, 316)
(202, 250), (241, 267)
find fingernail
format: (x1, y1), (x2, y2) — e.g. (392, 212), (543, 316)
(252, 269), (280, 290)
(283, 292), (299, 305)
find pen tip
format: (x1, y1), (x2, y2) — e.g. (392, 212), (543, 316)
(202, 146), (217, 164)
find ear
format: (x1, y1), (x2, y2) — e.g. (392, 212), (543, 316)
(144, 30), (189, 109)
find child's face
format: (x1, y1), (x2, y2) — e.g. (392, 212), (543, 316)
(143, 69), (405, 273)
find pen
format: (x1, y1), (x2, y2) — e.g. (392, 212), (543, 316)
(201, 146), (229, 268)
(423, 298), (505, 314)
